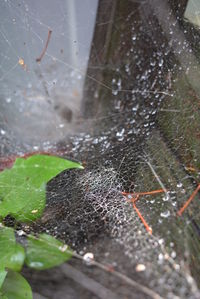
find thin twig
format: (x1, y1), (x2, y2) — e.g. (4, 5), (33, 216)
(122, 192), (152, 233)
(122, 189), (165, 197)
(146, 160), (168, 198)
(64, 250), (164, 299)
(36, 30), (52, 62)
(177, 184), (200, 216)
(1, 222), (163, 299)
(25, 228), (164, 299)
(87, 258), (164, 299)
(122, 189), (165, 234)
(159, 108), (181, 113)
(60, 263), (120, 299)
(133, 202), (152, 234)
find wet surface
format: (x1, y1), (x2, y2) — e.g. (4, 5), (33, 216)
(1, 0), (200, 298)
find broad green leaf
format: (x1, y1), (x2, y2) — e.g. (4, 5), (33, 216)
(0, 227), (25, 272)
(1, 270), (32, 299)
(0, 293), (8, 299)
(0, 155), (83, 222)
(6, 244), (25, 272)
(13, 155), (83, 188)
(0, 269), (7, 289)
(0, 183), (45, 222)
(25, 233), (72, 270)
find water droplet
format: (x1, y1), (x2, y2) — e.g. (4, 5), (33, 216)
(172, 201), (177, 207)
(159, 58), (164, 67)
(132, 104), (139, 112)
(17, 230), (25, 236)
(125, 64), (130, 73)
(116, 128), (125, 137)
(162, 194), (169, 201)
(6, 97), (11, 103)
(94, 90), (99, 98)
(114, 100), (121, 110)
(158, 253), (164, 261)
(177, 182), (183, 188)
(112, 89), (118, 96)
(29, 262), (43, 268)
(160, 210), (170, 218)
(135, 264), (146, 272)
(174, 264), (180, 270)
(33, 146), (39, 150)
(158, 238), (164, 245)
(59, 244), (69, 252)
(150, 60), (156, 67)
(92, 138), (99, 144)
(1, 129), (6, 135)
(171, 251), (176, 258)
(117, 78), (121, 87)
(83, 252), (94, 266)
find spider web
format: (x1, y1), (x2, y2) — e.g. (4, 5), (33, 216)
(0, 1), (200, 299)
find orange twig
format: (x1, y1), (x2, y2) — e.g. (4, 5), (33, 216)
(122, 189), (165, 197)
(133, 203), (152, 234)
(177, 184), (200, 216)
(122, 191), (161, 234)
(135, 189), (165, 196)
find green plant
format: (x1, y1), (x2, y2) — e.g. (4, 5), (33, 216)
(0, 154), (83, 299)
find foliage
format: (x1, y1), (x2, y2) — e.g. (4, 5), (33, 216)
(0, 154), (83, 298)
(25, 233), (72, 270)
(0, 154), (83, 221)
(0, 270), (32, 299)
(0, 226), (25, 272)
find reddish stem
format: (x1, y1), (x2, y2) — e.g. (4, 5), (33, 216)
(177, 184), (200, 216)
(122, 192), (153, 234)
(36, 30), (52, 63)
(122, 189), (165, 197)
(133, 203), (152, 234)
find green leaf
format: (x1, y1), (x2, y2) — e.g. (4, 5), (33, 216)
(7, 244), (25, 272)
(0, 293), (8, 299)
(25, 233), (73, 270)
(13, 155), (83, 188)
(0, 155), (83, 222)
(0, 270), (32, 299)
(0, 227), (25, 272)
(0, 269), (7, 289)
(0, 183), (46, 222)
